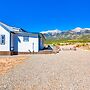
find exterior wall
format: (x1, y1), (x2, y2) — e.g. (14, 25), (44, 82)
(0, 25), (45, 55)
(18, 35), (39, 52)
(0, 26), (10, 51)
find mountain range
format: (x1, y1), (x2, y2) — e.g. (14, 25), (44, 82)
(41, 27), (90, 40)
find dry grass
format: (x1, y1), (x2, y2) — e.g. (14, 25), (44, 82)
(0, 56), (27, 75)
(75, 43), (90, 50)
(80, 45), (90, 50)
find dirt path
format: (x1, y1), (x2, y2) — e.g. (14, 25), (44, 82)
(0, 50), (90, 90)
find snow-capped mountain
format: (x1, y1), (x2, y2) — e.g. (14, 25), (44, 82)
(71, 27), (83, 32)
(71, 27), (90, 33)
(41, 27), (90, 34)
(41, 27), (90, 40)
(41, 29), (62, 35)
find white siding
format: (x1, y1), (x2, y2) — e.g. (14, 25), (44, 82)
(0, 25), (44, 53)
(0, 26), (10, 51)
(18, 36), (39, 52)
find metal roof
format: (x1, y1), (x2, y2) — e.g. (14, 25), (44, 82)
(0, 22), (26, 32)
(0, 22), (45, 39)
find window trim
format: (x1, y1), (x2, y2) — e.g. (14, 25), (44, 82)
(0, 35), (5, 45)
(23, 36), (29, 42)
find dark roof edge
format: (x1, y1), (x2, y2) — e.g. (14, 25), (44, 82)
(0, 23), (11, 32)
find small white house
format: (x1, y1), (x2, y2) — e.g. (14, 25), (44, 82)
(0, 22), (45, 55)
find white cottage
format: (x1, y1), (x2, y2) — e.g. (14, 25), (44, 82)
(0, 22), (45, 55)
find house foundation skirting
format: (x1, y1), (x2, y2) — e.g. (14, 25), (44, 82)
(0, 51), (11, 55)
(18, 50), (54, 54)
(0, 51), (18, 55)
(18, 52), (37, 54)
(0, 50), (54, 55)
(0, 51), (35, 55)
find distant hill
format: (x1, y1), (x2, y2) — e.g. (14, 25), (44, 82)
(41, 27), (90, 40)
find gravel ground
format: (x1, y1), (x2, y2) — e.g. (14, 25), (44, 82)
(0, 49), (90, 90)
(0, 56), (27, 74)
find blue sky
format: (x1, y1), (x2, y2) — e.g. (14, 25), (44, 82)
(0, 0), (90, 32)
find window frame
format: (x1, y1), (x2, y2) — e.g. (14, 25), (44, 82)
(23, 36), (29, 42)
(0, 35), (5, 45)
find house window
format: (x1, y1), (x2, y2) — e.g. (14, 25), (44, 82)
(23, 36), (29, 42)
(0, 35), (5, 45)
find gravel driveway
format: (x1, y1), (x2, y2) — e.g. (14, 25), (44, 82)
(0, 49), (90, 90)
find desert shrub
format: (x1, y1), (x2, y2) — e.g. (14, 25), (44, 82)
(57, 43), (60, 45)
(81, 43), (86, 46)
(60, 43), (64, 46)
(76, 44), (80, 47)
(66, 43), (69, 45)
(75, 43), (88, 47)
(52, 43), (56, 46)
(68, 42), (71, 45)
(86, 43), (88, 46)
